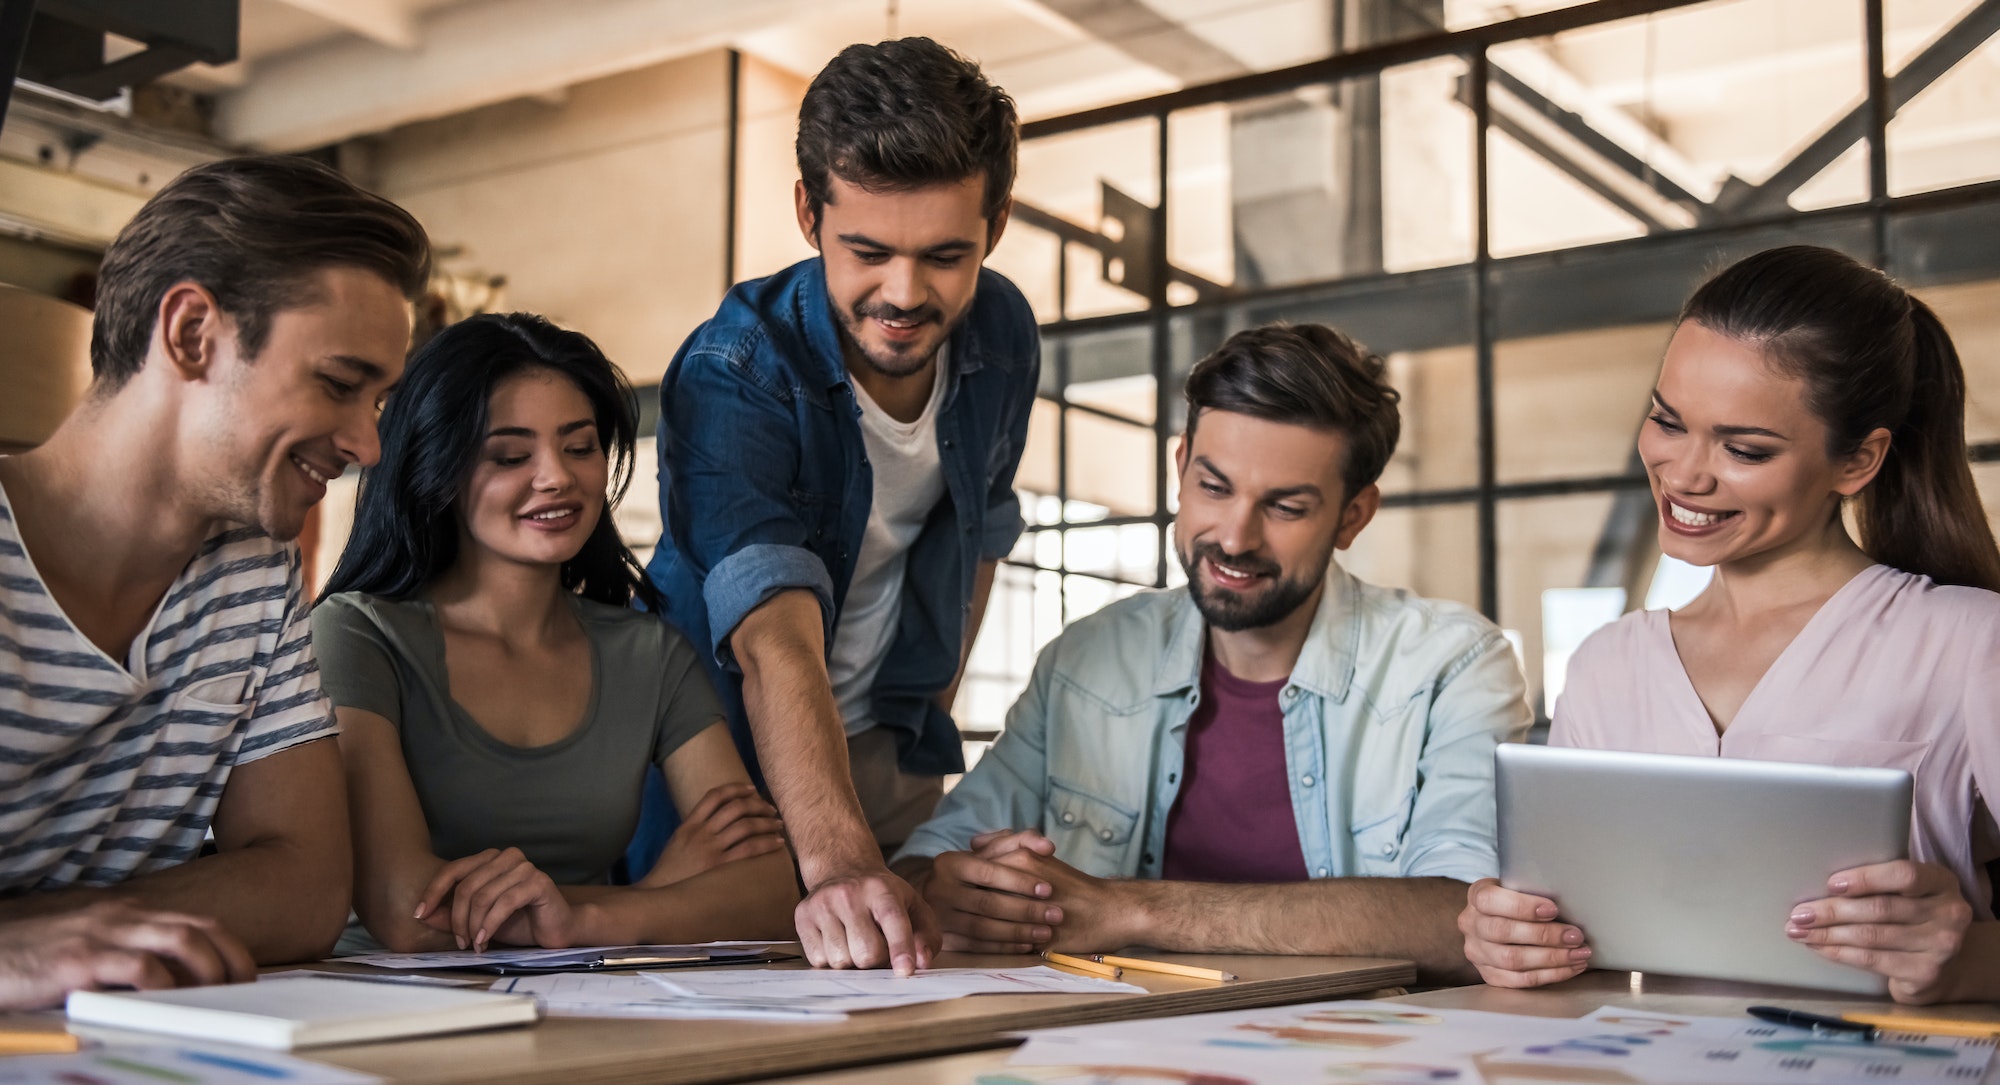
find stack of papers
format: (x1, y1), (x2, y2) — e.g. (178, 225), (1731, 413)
(1004, 1001), (1999, 1085)
(494, 965), (1143, 1021)
(339, 940), (790, 971)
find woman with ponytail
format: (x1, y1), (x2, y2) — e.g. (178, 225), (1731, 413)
(314, 313), (796, 954)
(1459, 246), (2000, 1003)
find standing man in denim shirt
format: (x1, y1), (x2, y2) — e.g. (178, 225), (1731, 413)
(892, 324), (1530, 983)
(642, 39), (1038, 974)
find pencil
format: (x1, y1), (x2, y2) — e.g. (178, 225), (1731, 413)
(1087, 954), (1237, 983)
(1839, 1013), (2000, 1040)
(1041, 951), (1122, 980)
(0, 1030), (81, 1055)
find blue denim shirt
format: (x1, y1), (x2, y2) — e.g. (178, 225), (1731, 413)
(645, 257), (1040, 779)
(894, 565), (1532, 883)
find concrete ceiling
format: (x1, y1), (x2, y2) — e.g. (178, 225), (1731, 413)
(165, 0), (1385, 150)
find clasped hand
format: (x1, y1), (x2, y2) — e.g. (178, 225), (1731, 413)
(920, 829), (1132, 954)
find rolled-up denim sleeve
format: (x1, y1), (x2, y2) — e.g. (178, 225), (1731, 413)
(663, 349), (835, 672)
(1397, 631), (1533, 882)
(979, 321), (1039, 562)
(893, 633), (1058, 863)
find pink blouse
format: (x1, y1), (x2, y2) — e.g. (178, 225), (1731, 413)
(1552, 565), (2000, 919)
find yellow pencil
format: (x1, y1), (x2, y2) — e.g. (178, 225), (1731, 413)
(1042, 951), (1122, 980)
(1086, 954), (1237, 983)
(0, 1030), (81, 1055)
(1839, 1013), (2000, 1040)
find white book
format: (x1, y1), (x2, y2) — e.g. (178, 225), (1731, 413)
(65, 974), (540, 1050)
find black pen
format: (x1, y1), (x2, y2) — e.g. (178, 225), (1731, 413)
(1747, 1005), (1880, 1042)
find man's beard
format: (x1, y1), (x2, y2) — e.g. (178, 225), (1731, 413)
(1177, 539), (1327, 633)
(835, 296), (949, 379)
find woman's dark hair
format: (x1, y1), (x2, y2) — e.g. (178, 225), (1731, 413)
(320, 312), (663, 610)
(795, 37), (1017, 234)
(1681, 245), (2000, 593)
(1183, 322), (1402, 497)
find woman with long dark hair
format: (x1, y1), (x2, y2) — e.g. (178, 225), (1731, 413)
(1458, 246), (2000, 1003)
(316, 313), (796, 953)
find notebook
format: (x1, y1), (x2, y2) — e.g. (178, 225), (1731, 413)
(65, 974), (540, 1049)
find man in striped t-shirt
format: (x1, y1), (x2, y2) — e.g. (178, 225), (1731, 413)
(0, 156), (429, 1008)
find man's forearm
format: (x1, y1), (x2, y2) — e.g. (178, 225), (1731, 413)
(735, 592), (880, 886)
(1118, 877), (1475, 983)
(0, 842), (350, 965)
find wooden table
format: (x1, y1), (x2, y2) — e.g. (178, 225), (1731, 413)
(299, 950), (1412, 1085)
(764, 970), (2000, 1084)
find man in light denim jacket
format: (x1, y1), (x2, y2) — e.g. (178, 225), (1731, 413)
(893, 323), (1530, 982)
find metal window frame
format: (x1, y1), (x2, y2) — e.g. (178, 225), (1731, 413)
(1013, 0), (2000, 623)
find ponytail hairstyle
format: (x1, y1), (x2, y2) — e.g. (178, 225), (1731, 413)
(1679, 245), (2000, 593)
(320, 312), (664, 611)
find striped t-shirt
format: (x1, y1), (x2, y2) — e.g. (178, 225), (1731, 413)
(0, 483), (337, 893)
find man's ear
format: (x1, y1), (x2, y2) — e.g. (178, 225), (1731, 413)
(795, 180), (822, 252)
(1172, 431), (1190, 479)
(1333, 483), (1381, 550)
(156, 282), (229, 384)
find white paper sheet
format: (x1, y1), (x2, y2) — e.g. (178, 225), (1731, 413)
(262, 969), (483, 987)
(0, 1044), (380, 1084)
(336, 940), (789, 970)
(1010, 999), (1602, 1072)
(1003, 1000), (1999, 1085)
(644, 965), (1142, 1002)
(487, 973), (869, 1020)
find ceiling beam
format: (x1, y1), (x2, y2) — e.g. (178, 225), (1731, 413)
(270, 0), (418, 51)
(214, 0), (815, 151)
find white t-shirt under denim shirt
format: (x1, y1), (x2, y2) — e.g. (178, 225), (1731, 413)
(828, 344), (950, 738)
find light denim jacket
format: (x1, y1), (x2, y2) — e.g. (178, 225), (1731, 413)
(895, 564), (1532, 883)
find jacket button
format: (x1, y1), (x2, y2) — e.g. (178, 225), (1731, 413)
(1300, 775), (1315, 787)
(1099, 829), (1114, 841)
(1381, 843), (1396, 856)
(1316, 867), (1330, 877)
(1061, 812), (1076, 824)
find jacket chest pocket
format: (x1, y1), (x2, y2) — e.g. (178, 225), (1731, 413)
(1046, 780), (1138, 874)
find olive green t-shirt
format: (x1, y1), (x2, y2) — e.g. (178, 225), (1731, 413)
(312, 592), (721, 885)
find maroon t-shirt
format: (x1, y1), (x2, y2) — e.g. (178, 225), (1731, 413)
(1161, 653), (1309, 883)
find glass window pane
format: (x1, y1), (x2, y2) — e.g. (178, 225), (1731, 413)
(1165, 57), (1475, 297)
(1888, 0), (2000, 196)
(1063, 573), (1146, 628)
(1976, 462), (2000, 543)
(1487, 0), (1867, 259)
(1017, 399), (1060, 507)
(1064, 523), (1162, 583)
(1925, 279), (2000, 447)
(1495, 323), (1666, 484)
(1015, 119), (1161, 320)
(1498, 493), (1623, 717)
(984, 224), (1062, 324)
(1066, 411), (1157, 518)
(1341, 502), (1481, 611)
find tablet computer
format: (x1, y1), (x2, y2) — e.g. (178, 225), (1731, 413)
(1496, 743), (1913, 995)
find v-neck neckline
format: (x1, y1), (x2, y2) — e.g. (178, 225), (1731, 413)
(1655, 564), (1884, 746)
(0, 474), (179, 687)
